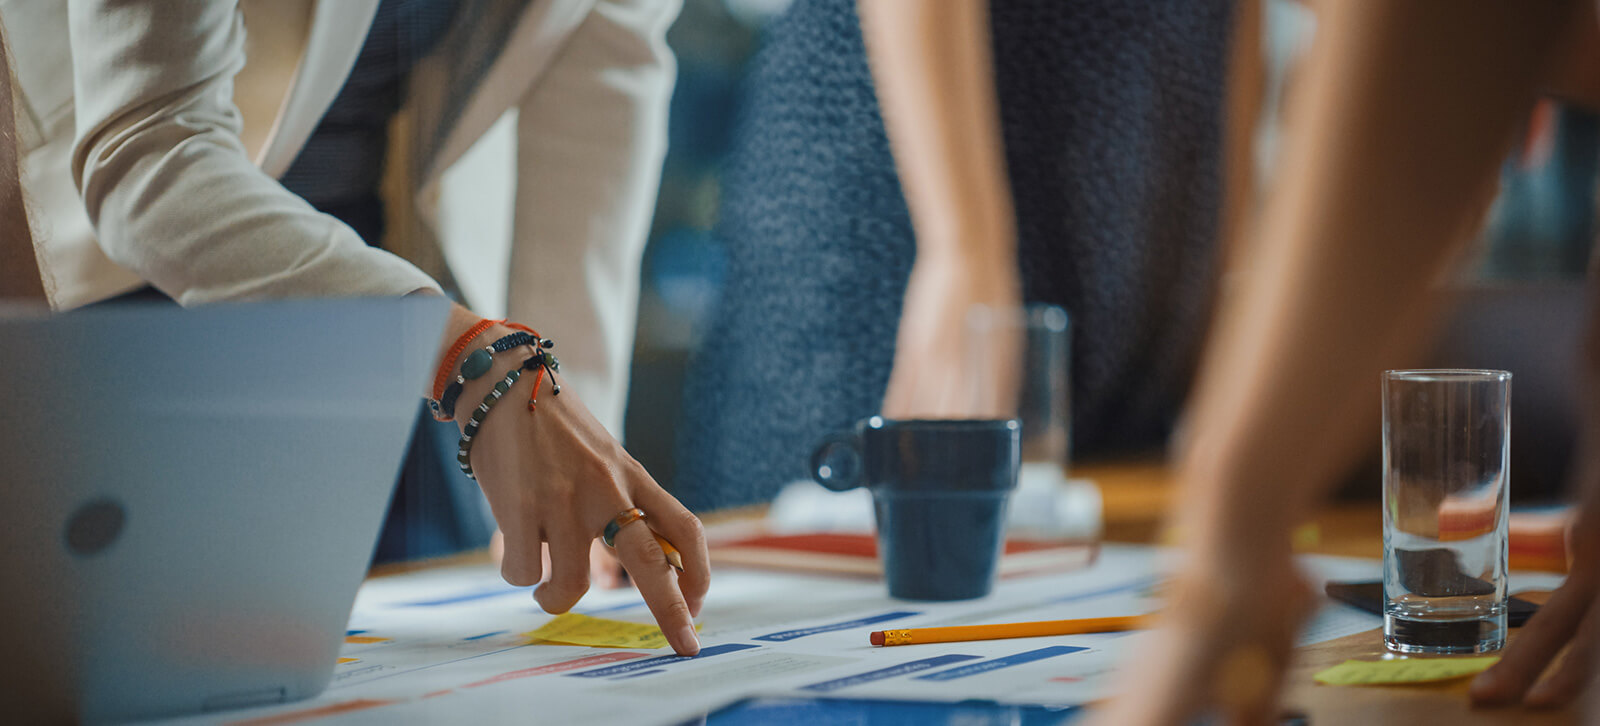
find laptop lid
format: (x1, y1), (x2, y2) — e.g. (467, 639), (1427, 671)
(0, 296), (447, 722)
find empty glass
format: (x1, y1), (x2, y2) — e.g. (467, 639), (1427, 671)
(1382, 369), (1511, 654)
(965, 304), (1099, 540)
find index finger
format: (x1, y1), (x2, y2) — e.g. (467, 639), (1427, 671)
(631, 484), (711, 618)
(612, 521), (700, 656)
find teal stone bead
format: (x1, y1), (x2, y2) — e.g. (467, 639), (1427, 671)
(493, 380), (510, 395)
(460, 348), (493, 380)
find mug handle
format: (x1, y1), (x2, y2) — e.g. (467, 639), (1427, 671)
(810, 432), (864, 492)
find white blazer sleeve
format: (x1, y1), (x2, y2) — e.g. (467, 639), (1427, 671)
(504, 0), (680, 435)
(68, 0), (440, 305)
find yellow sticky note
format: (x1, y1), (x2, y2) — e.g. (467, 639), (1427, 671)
(523, 613), (687, 649)
(1313, 656), (1499, 686)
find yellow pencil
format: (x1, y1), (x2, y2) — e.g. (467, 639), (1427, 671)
(653, 533), (684, 572)
(869, 614), (1149, 646)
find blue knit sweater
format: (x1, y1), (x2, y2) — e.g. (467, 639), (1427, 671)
(677, 0), (1233, 511)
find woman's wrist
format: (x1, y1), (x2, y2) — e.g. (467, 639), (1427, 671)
(451, 324), (561, 430)
(433, 304), (493, 390)
(449, 322), (515, 409)
(914, 216), (1017, 269)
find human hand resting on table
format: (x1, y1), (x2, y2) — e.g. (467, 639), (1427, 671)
(882, 250), (1022, 419)
(1087, 540), (1315, 726)
(1470, 488), (1598, 707)
(441, 308), (708, 656)
(1472, 328), (1600, 708)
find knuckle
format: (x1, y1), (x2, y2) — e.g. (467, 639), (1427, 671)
(672, 509), (705, 537)
(660, 598), (693, 623)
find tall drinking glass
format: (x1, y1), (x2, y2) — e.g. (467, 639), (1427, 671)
(1382, 369), (1511, 654)
(966, 304), (1099, 540)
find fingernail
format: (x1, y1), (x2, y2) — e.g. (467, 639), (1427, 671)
(676, 625), (701, 655)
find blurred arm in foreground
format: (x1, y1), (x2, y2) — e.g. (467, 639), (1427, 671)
(1096, 1), (1595, 723)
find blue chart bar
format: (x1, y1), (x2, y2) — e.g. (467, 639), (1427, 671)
(567, 643), (761, 678)
(754, 611), (922, 642)
(612, 669), (665, 680)
(801, 655), (981, 692)
(912, 646), (1089, 681)
(404, 586), (524, 607)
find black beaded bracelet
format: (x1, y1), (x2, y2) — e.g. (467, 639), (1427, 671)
(456, 365), (524, 481)
(431, 331), (539, 421)
(459, 331), (538, 380)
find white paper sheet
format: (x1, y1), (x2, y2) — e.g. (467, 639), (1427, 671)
(156, 546), (1565, 725)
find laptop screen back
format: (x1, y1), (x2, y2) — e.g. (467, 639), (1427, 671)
(0, 296), (447, 722)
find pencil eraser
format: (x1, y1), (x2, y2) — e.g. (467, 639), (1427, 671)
(869, 631), (884, 646)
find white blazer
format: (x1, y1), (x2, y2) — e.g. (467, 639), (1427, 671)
(3, 0), (678, 433)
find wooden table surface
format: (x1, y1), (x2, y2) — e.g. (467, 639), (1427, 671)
(1077, 459), (1580, 725)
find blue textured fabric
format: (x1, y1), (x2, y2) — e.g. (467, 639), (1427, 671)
(675, 0), (1232, 511)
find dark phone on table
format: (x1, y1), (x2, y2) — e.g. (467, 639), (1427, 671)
(1325, 580), (1539, 627)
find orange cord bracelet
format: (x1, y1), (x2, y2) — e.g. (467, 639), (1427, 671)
(503, 322), (555, 411)
(430, 317), (498, 405)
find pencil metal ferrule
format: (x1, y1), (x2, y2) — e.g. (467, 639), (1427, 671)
(881, 629), (913, 646)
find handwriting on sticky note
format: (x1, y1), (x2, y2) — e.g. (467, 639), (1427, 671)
(523, 613), (686, 649)
(1313, 656), (1499, 686)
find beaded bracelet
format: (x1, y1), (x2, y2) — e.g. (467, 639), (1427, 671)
(505, 322), (562, 401)
(431, 318), (498, 405)
(435, 331), (539, 421)
(518, 347), (558, 412)
(456, 364), (525, 481)
(457, 349), (565, 479)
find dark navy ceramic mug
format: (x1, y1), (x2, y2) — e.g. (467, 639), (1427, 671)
(811, 417), (1021, 600)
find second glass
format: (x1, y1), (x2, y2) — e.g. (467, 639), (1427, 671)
(965, 304), (1099, 540)
(1382, 369), (1511, 654)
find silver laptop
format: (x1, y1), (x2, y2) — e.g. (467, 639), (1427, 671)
(0, 296), (448, 722)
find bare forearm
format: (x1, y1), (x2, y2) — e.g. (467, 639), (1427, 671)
(1180, 0), (1580, 551)
(857, 0), (1014, 263)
